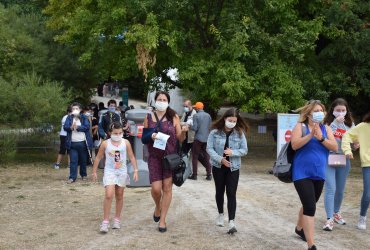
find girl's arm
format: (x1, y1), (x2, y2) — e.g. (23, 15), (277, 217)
(174, 115), (186, 142)
(342, 126), (359, 159)
(76, 116), (90, 132)
(63, 116), (73, 132)
(206, 130), (223, 163)
(125, 140), (139, 182)
(229, 133), (248, 157)
(92, 141), (107, 181)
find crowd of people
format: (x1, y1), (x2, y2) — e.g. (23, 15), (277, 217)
(53, 93), (370, 250)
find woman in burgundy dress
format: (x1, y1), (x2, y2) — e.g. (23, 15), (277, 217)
(143, 91), (186, 232)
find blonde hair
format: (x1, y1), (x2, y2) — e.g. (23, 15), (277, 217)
(294, 100), (326, 123)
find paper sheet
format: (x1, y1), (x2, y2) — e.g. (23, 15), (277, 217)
(153, 132), (170, 150)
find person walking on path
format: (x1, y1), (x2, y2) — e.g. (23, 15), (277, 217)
(342, 111), (370, 230)
(322, 98), (357, 231)
(98, 99), (121, 140)
(53, 106), (71, 169)
(291, 100), (337, 250)
(207, 108), (248, 234)
(180, 99), (197, 154)
(64, 102), (93, 183)
(189, 102), (212, 180)
(92, 122), (139, 233)
(143, 91), (186, 233)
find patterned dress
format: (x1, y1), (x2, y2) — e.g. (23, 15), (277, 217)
(147, 113), (178, 183)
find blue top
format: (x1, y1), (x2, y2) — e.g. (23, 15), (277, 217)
(207, 129), (248, 171)
(191, 110), (212, 142)
(292, 124), (329, 181)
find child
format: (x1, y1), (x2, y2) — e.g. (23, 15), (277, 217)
(92, 122), (139, 233)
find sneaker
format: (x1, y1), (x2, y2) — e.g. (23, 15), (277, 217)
(112, 219), (121, 229)
(228, 220), (237, 234)
(67, 179), (75, 184)
(308, 245), (317, 250)
(334, 212), (346, 225)
(323, 218), (334, 231)
(81, 176), (88, 181)
(206, 175), (212, 181)
(216, 213), (224, 227)
(54, 163), (60, 169)
(295, 227), (306, 241)
(357, 216), (367, 230)
(100, 222), (109, 233)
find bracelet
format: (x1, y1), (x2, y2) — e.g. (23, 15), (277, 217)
(319, 136), (326, 143)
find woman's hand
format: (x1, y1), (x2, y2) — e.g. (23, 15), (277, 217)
(92, 172), (97, 182)
(345, 153), (354, 159)
(224, 148), (233, 157)
(133, 171), (139, 182)
(353, 142), (360, 150)
(336, 116), (345, 123)
(221, 158), (231, 167)
(313, 123), (323, 140)
(151, 133), (157, 140)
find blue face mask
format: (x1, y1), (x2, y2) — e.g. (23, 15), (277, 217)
(312, 111), (325, 123)
(108, 107), (116, 113)
(184, 107), (189, 113)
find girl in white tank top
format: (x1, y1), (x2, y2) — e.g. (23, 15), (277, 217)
(92, 122), (139, 233)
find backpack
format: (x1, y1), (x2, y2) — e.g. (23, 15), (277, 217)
(273, 123), (307, 183)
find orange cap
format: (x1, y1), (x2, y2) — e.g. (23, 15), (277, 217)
(193, 102), (204, 109)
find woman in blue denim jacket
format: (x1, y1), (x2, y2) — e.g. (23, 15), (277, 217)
(206, 108), (248, 234)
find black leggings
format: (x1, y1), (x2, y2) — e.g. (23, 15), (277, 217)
(212, 166), (239, 221)
(294, 178), (324, 217)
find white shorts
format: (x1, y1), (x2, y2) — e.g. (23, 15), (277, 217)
(103, 171), (130, 187)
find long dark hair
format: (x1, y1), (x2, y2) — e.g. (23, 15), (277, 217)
(363, 111), (370, 123)
(212, 108), (249, 136)
(323, 98), (354, 127)
(154, 91), (177, 122)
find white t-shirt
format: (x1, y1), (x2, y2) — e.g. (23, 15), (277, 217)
(59, 115), (68, 136)
(71, 118), (85, 142)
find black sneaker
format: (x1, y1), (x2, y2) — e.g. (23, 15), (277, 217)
(308, 245), (317, 250)
(188, 175), (197, 180)
(205, 175), (212, 181)
(295, 227), (306, 241)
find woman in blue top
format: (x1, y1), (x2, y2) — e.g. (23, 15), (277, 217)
(207, 108), (248, 234)
(291, 100), (337, 250)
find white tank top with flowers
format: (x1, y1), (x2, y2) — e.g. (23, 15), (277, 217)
(104, 139), (127, 173)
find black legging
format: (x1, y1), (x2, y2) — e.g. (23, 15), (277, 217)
(212, 166), (239, 221)
(294, 178), (324, 217)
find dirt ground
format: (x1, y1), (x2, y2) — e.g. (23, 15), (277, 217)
(0, 149), (369, 250)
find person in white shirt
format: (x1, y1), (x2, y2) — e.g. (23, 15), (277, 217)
(53, 106), (71, 169)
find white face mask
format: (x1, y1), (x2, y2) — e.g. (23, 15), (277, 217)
(225, 120), (236, 129)
(333, 111), (346, 118)
(155, 101), (169, 111)
(110, 134), (123, 142)
(72, 109), (80, 116)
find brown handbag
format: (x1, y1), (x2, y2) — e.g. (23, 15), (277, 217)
(328, 154), (346, 167)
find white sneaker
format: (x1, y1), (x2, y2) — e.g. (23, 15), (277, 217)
(228, 220), (237, 234)
(112, 219), (121, 229)
(334, 212), (346, 225)
(357, 216), (367, 230)
(100, 222), (109, 233)
(323, 218), (334, 231)
(216, 213), (224, 227)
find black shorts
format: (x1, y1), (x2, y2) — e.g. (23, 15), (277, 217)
(59, 135), (68, 155)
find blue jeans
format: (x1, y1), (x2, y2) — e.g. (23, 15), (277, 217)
(324, 158), (351, 219)
(69, 141), (88, 181)
(360, 167), (370, 216)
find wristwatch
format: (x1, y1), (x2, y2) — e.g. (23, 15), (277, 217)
(319, 136), (326, 143)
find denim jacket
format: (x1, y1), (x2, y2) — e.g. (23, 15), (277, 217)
(64, 114), (93, 150)
(206, 129), (248, 171)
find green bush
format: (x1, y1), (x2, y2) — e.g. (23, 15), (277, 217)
(0, 134), (16, 164)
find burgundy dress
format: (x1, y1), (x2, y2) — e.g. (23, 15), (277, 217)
(147, 113), (178, 183)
